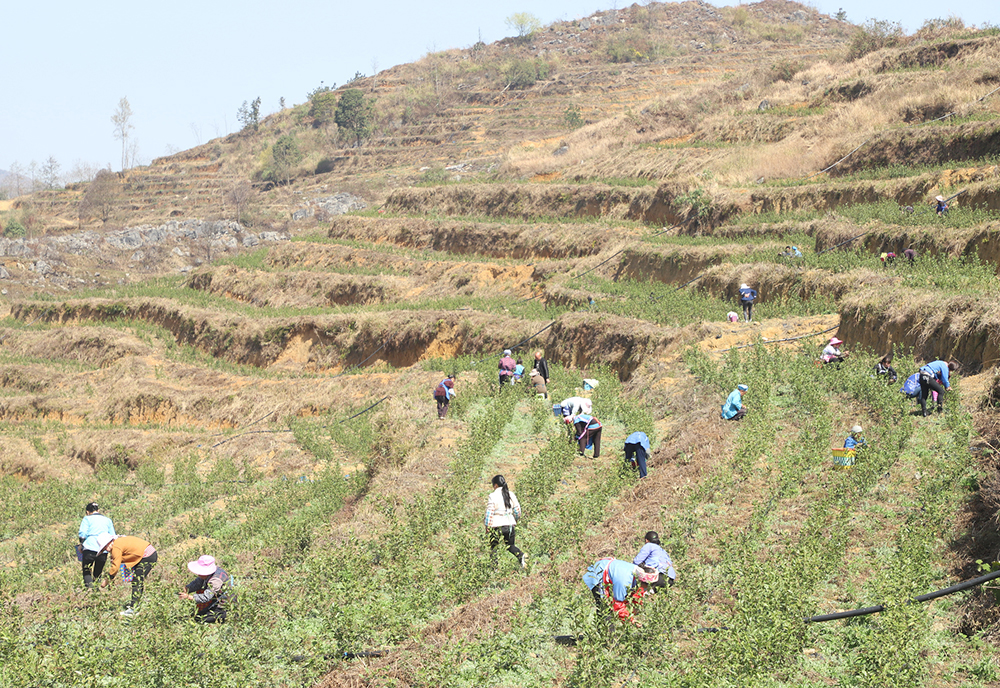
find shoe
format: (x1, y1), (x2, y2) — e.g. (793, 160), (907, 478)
(120, 608), (135, 617)
(520, 553), (527, 570)
(922, 410), (931, 417)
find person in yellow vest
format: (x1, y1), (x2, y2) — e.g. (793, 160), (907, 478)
(95, 533), (158, 616)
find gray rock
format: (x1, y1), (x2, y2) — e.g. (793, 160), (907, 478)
(242, 235), (260, 247)
(0, 266), (9, 279)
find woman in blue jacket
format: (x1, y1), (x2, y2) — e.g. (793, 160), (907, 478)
(919, 360), (956, 416)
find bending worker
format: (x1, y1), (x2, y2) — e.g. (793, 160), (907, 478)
(582, 557), (660, 625)
(919, 360), (957, 416)
(633, 531), (676, 588)
(78, 502), (116, 589)
(95, 533), (158, 616)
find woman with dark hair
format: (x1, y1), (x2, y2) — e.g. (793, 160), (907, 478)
(875, 355), (897, 383)
(484, 475), (526, 569)
(632, 531), (676, 588)
(78, 502), (116, 589)
(919, 360), (957, 416)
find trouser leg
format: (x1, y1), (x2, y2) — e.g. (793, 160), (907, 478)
(501, 525), (522, 560)
(129, 553), (157, 608)
(82, 550), (96, 588)
(591, 428), (602, 458)
(635, 447), (647, 478)
(926, 378), (945, 410)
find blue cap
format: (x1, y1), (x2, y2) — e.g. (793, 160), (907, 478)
(737, 384), (748, 391)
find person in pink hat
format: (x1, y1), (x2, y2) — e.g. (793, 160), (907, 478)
(179, 555), (235, 623)
(821, 337), (848, 365)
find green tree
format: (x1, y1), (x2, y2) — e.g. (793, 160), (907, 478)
(3, 218), (26, 238)
(237, 97), (261, 133)
(309, 90), (338, 127)
(506, 12), (541, 39)
(334, 88), (374, 146)
(270, 135), (303, 185)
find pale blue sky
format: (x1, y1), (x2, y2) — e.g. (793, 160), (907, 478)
(1, 0), (993, 178)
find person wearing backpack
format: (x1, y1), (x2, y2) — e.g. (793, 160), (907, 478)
(738, 283), (757, 322)
(433, 373), (457, 419)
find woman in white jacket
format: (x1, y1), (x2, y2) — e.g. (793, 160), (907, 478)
(485, 475), (526, 569)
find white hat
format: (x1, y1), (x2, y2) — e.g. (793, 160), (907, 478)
(935, 195), (945, 202)
(581, 399), (593, 414)
(503, 349), (512, 356)
(851, 425), (863, 434)
(740, 283), (749, 289)
(94, 533), (115, 552)
(187, 555), (218, 576)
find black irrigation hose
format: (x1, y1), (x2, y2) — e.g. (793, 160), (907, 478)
(815, 230), (875, 256)
(674, 273), (707, 291)
(722, 324), (840, 353)
(572, 249), (626, 281)
(804, 568), (1000, 623)
(210, 396), (390, 447)
(338, 395), (389, 423)
(333, 343), (387, 378)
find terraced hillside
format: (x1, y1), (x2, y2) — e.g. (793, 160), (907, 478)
(2, 2), (1000, 687)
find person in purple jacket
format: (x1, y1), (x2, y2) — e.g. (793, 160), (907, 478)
(632, 531), (676, 588)
(498, 350), (516, 392)
(918, 360), (957, 417)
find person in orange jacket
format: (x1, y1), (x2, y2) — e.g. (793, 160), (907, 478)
(94, 533), (158, 616)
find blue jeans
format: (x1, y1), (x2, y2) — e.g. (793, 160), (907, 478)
(624, 442), (648, 478)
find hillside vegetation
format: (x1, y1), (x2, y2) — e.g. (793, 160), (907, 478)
(2, 1), (1000, 686)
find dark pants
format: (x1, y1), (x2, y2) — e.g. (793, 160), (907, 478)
(434, 395), (449, 419)
(195, 606), (228, 624)
(127, 552), (157, 608)
(82, 549), (108, 588)
(576, 425), (602, 458)
(624, 442), (648, 478)
(919, 374), (946, 415)
(488, 526), (522, 564)
(499, 374), (511, 392)
(724, 408), (747, 421)
(742, 302), (753, 322)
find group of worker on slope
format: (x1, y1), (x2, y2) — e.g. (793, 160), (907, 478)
(78, 502), (233, 621)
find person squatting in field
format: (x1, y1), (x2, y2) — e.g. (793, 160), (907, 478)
(485, 475), (526, 569)
(179, 555), (235, 623)
(721, 384), (748, 421)
(78, 502), (116, 589)
(95, 533), (158, 616)
(582, 557), (661, 625)
(632, 531), (676, 588)
(433, 373), (457, 419)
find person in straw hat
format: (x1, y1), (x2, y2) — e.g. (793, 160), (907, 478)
(934, 195), (948, 216)
(179, 554), (235, 623)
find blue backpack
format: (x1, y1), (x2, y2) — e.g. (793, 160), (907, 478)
(900, 373), (920, 398)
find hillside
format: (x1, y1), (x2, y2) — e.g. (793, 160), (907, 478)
(1, 1), (1000, 686)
